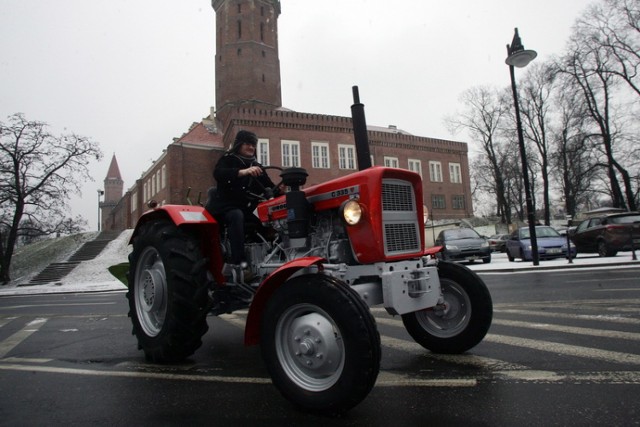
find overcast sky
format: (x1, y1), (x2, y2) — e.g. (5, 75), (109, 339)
(1, 0), (594, 230)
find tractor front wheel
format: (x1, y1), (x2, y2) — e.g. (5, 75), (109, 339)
(402, 261), (492, 354)
(260, 274), (380, 414)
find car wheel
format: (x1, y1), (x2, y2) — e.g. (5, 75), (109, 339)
(519, 248), (527, 261)
(507, 249), (514, 262)
(597, 240), (617, 257)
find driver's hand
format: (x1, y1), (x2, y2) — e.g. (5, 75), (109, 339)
(239, 166), (262, 177)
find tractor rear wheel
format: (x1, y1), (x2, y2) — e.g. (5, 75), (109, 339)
(127, 219), (210, 362)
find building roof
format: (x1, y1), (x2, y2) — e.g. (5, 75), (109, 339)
(173, 120), (224, 148)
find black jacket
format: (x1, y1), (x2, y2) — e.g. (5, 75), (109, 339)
(210, 153), (277, 215)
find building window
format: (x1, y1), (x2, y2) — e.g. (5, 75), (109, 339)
(429, 161), (443, 182)
(237, 20), (242, 39)
(432, 194), (446, 209)
(408, 159), (422, 177)
(370, 155), (375, 166)
(131, 191), (137, 213)
(311, 142), (330, 169)
(162, 165), (167, 189)
(449, 162), (462, 183)
(384, 156), (399, 168)
(281, 140), (300, 167)
(338, 144), (356, 170)
(257, 139), (270, 164)
(452, 195), (465, 209)
(260, 22), (264, 42)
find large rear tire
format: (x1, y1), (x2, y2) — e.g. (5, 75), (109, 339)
(127, 219), (210, 362)
(260, 274), (380, 414)
(401, 261), (492, 354)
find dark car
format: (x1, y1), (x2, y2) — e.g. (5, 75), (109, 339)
(435, 228), (491, 263)
(570, 212), (640, 257)
(506, 225), (577, 262)
(487, 234), (509, 252)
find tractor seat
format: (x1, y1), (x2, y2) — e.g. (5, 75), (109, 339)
(204, 187), (218, 217)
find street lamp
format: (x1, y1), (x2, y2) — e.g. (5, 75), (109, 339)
(506, 28), (540, 266)
(97, 189), (104, 232)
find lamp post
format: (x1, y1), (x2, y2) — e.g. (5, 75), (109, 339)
(506, 28), (539, 266)
(97, 189), (104, 231)
(566, 215), (573, 264)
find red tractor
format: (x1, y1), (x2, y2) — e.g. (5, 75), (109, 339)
(126, 91), (492, 413)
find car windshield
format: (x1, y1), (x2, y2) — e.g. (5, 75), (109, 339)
(443, 229), (479, 240)
(537, 226), (561, 237)
(610, 214), (640, 224)
(520, 226), (560, 239)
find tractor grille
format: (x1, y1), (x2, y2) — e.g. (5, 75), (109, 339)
(381, 179), (421, 256)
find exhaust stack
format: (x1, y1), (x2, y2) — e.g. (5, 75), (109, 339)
(350, 86), (372, 171)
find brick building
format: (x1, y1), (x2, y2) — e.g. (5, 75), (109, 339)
(101, 0), (472, 231)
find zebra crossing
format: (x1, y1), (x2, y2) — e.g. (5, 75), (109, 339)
(0, 298), (638, 386)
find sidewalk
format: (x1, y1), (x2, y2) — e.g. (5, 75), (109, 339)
(466, 251), (639, 273)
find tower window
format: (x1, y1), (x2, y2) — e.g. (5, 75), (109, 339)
(262, 74), (265, 82)
(262, 50), (266, 57)
(237, 20), (242, 39)
(261, 6), (264, 16)
(260, 22), (264, 42)
(237, 48), (242, 56)
(238, 4), (241, 13)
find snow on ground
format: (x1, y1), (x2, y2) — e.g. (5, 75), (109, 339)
(0, 230), (133, 296)
(0, 230), (638, 297)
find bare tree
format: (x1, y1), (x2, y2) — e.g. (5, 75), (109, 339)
(518, 62), (558, 225)
(0, 114), (103, 284)
(560, 27), (636, 211)
(584, 0), (640, 97)
(446, 86), (517, 223)
(550, 74), (604, 217)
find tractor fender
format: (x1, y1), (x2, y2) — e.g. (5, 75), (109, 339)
(130, 205), (218, 242)
(129, 205), (224, 284)
(244, 256), (325, 346)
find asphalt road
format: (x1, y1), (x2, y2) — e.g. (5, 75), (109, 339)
(0, 264), (639, 426)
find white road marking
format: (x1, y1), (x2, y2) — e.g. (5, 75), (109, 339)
(0, 317), (48, 358)
(494, 309), (640, 325)
(484, 334), (640, 365)
(492, 318), (640, 341)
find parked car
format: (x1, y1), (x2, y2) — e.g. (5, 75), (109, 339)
(487, 234), (509, 252)
(506, 225), (577, 262)
(570, 212), (640, 257)
(435, 228), (491, 263)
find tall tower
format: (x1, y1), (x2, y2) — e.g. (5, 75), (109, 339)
(212, 0), (282, 118)
(100, 154), (123, 230)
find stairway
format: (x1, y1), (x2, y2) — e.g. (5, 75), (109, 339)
(21, 231), (122, 286)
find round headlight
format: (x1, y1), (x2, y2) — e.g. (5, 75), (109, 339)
(341, 200), (362, 226)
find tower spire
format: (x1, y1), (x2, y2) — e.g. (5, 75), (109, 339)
(100, 154), (124, 230)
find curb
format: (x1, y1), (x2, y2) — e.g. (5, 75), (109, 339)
(471, 259), (639, 274)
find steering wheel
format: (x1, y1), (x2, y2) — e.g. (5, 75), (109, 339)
(246, 165), (284, 201)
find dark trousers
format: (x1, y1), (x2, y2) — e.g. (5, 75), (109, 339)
(219, 208), (262, 265)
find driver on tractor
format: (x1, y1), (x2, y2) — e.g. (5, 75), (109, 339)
(208, 130), (282, 271)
